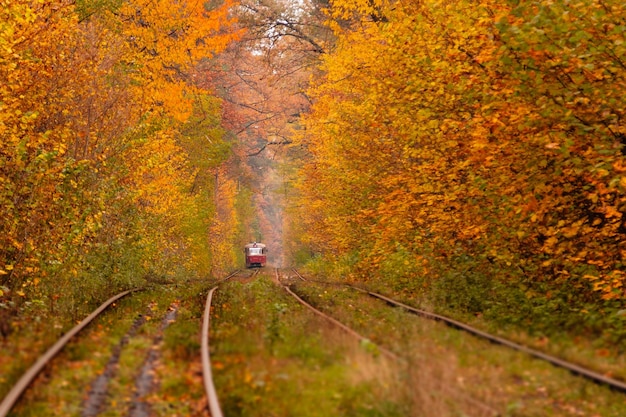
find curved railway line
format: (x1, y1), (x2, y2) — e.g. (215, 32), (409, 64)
(287, 267), (626, 394)
(0, 268), (259, 417)
(0, 289), (138, 417)
(276, 268), (501, 416)
(201, 267), (260, 417)
(277, 269), (400, 361)
(3, 266), (624, 416)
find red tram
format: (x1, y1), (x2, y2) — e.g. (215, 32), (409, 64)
(244, 242), (267, 268)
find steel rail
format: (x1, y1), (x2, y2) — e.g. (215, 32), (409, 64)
(0, 289), (137, 417)
(291, 268), (306, 281)
(365, 290), (626, 393)
(221, 269), (242, 282)
(291, 268), (626, 393)
(201, 286), (224, 417)
(284, 269), (499, 416)
(242, 268), (261, 280)
(279, 270), (399, 361)
(199, 268), (261, 417)
(287, 269), (499, 416)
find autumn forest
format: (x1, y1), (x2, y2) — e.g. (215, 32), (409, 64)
(1, 0), (626, 384)
(292, 0), (626, 346)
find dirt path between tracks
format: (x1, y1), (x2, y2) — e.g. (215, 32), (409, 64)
(81, 302), (179, 417)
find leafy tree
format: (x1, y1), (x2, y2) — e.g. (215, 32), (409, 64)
(293, 0), (626, 341)
(0, 0), (241, 329)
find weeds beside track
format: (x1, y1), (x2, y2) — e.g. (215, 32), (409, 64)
(287, 268), (626, 416)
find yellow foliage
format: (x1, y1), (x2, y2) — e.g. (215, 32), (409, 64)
(118, 0), (240, 121)
(0, 0), (240, 303)
(294, 0), (626, 303)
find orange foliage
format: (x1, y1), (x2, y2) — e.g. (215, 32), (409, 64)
(295, 0), (626, 308)
(0, 0), (241, 316)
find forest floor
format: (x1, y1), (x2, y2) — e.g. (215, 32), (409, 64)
(2, 271), (626, 416)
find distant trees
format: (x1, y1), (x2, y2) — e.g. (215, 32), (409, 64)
(208, 0), (332, 157)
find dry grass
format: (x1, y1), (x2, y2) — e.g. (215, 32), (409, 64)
(292, 280), (626, 416)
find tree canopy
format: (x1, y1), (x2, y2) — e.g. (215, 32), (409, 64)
(0, 0), (241, 325)
(292, 0), (626, 342)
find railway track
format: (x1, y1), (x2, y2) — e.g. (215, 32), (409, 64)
(0, 268), (259, 417)
(0, 290), (138, 417)
(202, 286), (223, 417)
(6, 267), (621, 415)
(201, 267), (260, 417)
(287, 268), (626, 394)
(276, 269), (399, 360)
(277, 268), (506, 416)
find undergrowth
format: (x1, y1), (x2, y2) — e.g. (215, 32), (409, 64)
(291, 278), (626, 417)
(209, 274), (408, 416)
